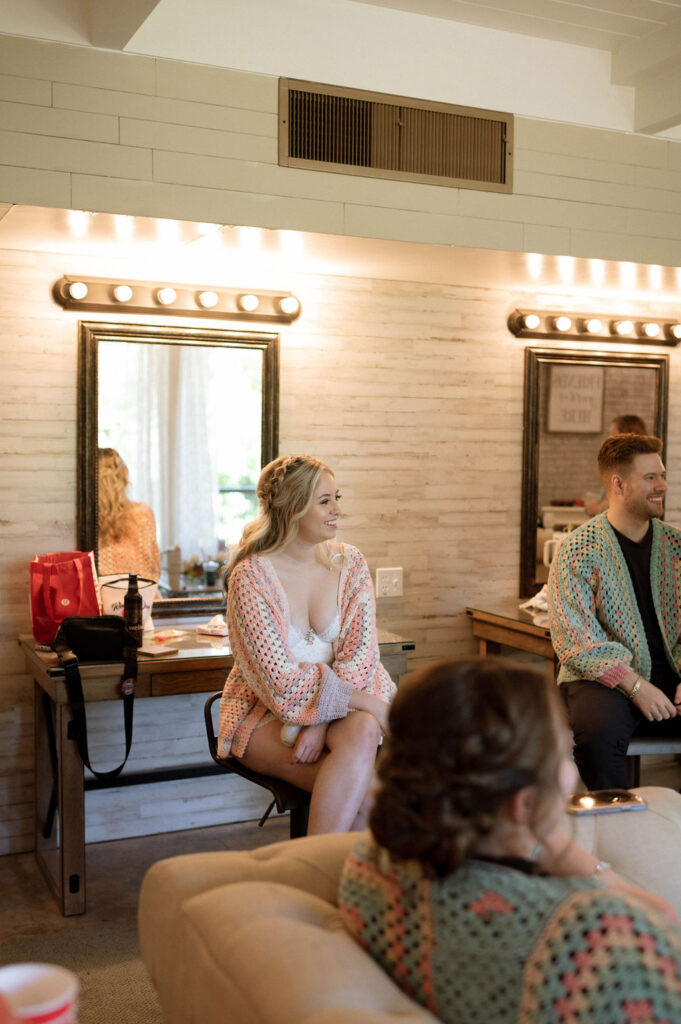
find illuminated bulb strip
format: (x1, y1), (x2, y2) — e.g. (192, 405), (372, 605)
(68, 281), (88, 300)
(237, 293), (259, 312)
(156, 287), (177, 305)
(278, 295), (300, 316)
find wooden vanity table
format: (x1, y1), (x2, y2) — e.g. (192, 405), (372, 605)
(466, 601), (557, 679)
(20, 628), (413, 915)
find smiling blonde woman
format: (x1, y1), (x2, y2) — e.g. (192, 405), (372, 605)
(218, 455), (395, 834)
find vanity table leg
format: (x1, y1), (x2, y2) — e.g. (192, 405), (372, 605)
(33, 684), (86, 916)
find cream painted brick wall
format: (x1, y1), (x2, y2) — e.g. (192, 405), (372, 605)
(0, 35), (680, 265)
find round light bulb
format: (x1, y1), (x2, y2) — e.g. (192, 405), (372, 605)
(554, 316), (572, 332)
(669, 323), (681, 340)
(278, 295), (300, 316)
(237, 293), (259, 312)
(68, 281), (88, 300)
(614, 320), (634, 336)
(642, 322), (660, 338)
(197, 290), (219, 309)
(584, 318), (602, 334)
(522, 313), (540, 330)
(113, 285), (133, 303)
(156, 287), (177, 306)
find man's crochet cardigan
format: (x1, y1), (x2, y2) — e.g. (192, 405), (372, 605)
(217, 543), (395, 758)
(339, 833), (681, 1024)
(547, 513), (681, 687)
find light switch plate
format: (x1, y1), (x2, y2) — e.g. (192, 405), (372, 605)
(376, 567), (403, 598)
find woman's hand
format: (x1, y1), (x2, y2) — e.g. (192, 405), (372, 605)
(291, 723), (328, 764)
(538, 827), (678, 924)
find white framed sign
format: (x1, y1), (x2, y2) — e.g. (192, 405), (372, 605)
(547, 364), (604, 433)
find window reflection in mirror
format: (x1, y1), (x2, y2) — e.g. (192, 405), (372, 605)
(520, 348), (668, 597)
(78, 322), (278, 615)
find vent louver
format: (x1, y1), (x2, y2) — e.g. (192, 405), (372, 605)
(279, 79), (512, 193)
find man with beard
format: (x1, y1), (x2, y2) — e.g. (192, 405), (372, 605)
(548, 433), (681, 788)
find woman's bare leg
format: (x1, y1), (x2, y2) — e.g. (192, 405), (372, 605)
(237, 712), (380, 834)
(306, 712), (380, 834)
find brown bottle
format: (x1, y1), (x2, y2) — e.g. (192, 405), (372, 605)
(123, 573), (143, 649)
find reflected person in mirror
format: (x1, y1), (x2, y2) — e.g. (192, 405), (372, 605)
(339, 658), (680, 1024)
(549, 433), (681, 789)
(584, 413), (648, 516)
(97, 447), (161, 581)
(217, 455), (395, 834)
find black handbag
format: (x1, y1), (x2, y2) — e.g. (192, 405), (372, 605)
(52, 615), (139, 781)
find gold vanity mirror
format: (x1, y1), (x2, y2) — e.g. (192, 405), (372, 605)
(520, 347), (669, 597)
(78, 321), (279, 617)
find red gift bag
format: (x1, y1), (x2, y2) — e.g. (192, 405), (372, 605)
(30, 551), (101, 644)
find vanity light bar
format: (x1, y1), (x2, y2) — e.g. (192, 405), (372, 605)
(508, 309), (681, 345)
(53, 276), (302, 323)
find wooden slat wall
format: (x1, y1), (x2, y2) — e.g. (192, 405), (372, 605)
(2, 35), (681, 262)
(2, 249), (681, 853)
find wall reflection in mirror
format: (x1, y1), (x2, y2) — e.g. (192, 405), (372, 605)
(520, 348), (669, 597)
(78, 322), (278, 614)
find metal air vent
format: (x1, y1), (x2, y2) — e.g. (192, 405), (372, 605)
(279, 79), (512, 193)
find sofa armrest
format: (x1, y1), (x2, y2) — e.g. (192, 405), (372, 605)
(178, 881), (437, 1024)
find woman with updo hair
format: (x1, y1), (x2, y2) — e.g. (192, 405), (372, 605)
(217, 454), (395, 834)
(340, 658), (681, 1024)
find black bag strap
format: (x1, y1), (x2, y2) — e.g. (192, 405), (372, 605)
(52, 637), (136, 781)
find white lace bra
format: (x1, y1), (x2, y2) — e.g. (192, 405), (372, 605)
(288, 613), (341, 665)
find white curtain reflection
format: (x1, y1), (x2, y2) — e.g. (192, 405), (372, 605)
(98, 341), (217, 559)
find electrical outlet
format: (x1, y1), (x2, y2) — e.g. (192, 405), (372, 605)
(376, 567), (403, 598)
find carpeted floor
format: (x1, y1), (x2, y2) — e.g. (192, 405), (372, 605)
(0, 921), (160, 1024)
(0, 816), (291, 1024)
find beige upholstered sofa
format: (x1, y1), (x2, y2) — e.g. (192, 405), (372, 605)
(139, 785), (681, 1024)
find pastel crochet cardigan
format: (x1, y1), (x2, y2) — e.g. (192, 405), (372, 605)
(339, 833), (681, 1024)
(547, 513), (681, 687)
(217, 543), (396, 758)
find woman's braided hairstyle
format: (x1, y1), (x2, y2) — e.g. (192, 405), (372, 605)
(370, 658), (565, 878)
(226, 454), (333, 579)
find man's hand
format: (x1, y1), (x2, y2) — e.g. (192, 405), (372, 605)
(631, 678), (677, 721)
(291, 723), (328, 764)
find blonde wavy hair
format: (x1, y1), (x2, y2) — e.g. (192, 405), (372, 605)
(227, 455), (334, 579)
(98, 447), (133, 544)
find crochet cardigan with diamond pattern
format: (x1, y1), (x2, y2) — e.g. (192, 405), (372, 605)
(547, 513), (681, 687)
(339, 833), (681, 1024)
(217, 542), (395, 758)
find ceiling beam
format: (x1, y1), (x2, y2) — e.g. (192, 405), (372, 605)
(612, 19), (681, 87)
(89, 0), (163, 50)
(633, 66), (681, 134)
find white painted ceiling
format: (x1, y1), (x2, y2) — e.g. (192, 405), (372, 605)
(4, 0), (681, 133)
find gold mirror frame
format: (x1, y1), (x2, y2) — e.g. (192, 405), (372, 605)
(77, 320), (279, 618)
(520, 347), (669, 597)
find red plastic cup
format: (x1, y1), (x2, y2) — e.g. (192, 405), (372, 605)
(0, 964), (79, 1024)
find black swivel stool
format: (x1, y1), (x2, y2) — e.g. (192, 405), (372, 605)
(626, 735), (681, 787)
(204, 691), (310, 838)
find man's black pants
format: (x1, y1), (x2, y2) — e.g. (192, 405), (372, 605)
(561, 678), (681, 789)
